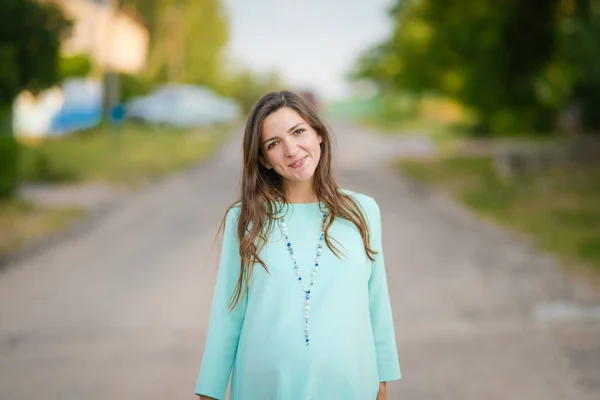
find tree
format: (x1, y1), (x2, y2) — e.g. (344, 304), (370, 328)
(0, 0), (70, 199)
(121, 0), (285, 111)
(218, 68), (285, 113)
(121, 0), (228, 86)
(0, 0), (71, 126)
(555, 0), (600, 131)
(354, 0), (567, 134)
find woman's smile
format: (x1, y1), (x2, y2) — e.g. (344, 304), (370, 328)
(289, 156), (308, 169)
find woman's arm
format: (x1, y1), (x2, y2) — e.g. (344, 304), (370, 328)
(367, 197), (402, 383)
(377, 381), (387, 399)
(194, 207), (247, 400)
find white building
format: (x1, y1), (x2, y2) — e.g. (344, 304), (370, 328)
(15, 0), (149, 138)
(53, 0), (149, 74)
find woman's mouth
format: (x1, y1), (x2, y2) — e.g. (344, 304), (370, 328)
(289, 156), (307, 169)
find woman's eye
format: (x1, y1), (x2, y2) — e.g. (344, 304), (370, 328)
(267, 141), (278, 150)
(294, 128), (305, 135)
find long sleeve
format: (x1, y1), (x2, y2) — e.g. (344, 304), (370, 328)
(366, 197), (402, 382)
(195, 206), (247, 399)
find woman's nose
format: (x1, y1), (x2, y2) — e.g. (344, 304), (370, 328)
(283, 140), (299, 156)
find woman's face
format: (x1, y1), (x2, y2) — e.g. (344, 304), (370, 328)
(260, 107), (323, 186)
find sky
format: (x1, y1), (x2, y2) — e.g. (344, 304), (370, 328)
(222, 0), (394, 101)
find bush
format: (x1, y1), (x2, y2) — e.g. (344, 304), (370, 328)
(59, 54), (93, 79)
(0, 134), (21, 198)
(119, 73), (152, 102)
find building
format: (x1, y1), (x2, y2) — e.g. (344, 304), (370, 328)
(44, 0), (149, 74)
(14, 0), (149, 138)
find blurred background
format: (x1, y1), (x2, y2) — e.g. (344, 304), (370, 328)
(1, 0), (599, 399)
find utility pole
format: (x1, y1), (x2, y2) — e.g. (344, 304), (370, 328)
(103, 0), (120, 120)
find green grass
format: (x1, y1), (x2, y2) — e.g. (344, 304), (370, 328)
(398, 155), (600, 272)
(19, 122), (231, 186)
(0, 122), (232, 261)
(0, 199), (83, 261)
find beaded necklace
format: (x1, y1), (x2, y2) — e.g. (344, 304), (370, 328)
(277, 199), (327, 346)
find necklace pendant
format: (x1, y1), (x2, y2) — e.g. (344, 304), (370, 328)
(277, 199), (327, 346)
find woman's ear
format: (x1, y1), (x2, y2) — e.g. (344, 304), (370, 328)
(318, 134), (323, 144)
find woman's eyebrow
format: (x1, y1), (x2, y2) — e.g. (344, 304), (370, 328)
(287, 122), (304, 132)
(262, 136), (278, 146)
(262, 123), (306, 146)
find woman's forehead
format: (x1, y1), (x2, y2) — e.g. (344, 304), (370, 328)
(262, 108), (307, 136)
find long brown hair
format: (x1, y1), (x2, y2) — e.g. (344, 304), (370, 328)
(220, 91), (377, 309)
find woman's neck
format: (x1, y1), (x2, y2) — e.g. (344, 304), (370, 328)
(284, 180), (318, 204)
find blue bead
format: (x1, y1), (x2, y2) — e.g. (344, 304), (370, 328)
(287, 242), (291, 247)
(298, 277), (302, 281)
(291, 251), (294, 255)
(306, 294), (310, 299)
(306, 338), (309, 342)
(315, 263), (318, 266)
(323, 214), (326, 218)
(307, 290), (310, 294)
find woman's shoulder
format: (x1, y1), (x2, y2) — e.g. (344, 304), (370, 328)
(224, 202), (242, 222)
(339, 188), (379, 212)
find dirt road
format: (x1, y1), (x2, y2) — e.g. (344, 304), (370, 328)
(1, 123), (599, 399)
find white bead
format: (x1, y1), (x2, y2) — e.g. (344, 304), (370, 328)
(305, 305), (310, 311)
(312, 272), (316, 276)
(314, 267), (318, 272)
(315, 257), (320, 262)
(281, 222), (286, 228)
(306, 300), (311, 304)
(296, 271), (301, 276)
(291, 255), (296, 260)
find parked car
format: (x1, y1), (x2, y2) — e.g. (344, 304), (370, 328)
(126, 84), (240, 127)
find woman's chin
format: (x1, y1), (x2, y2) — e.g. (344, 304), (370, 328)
(283, 169), (316, 183)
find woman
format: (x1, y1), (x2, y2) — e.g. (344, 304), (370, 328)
(195, 91), (401, 399)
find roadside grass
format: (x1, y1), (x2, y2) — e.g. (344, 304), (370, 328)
(357, 96), (598, 272)
(0, 122), (232, 263)
(398, 155), (600, 272)
(0, 199), (83, 262)
(19, 122), (232, 186)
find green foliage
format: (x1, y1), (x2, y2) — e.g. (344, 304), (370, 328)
(0, 0), (70, 197)
(398, 156), (600, 270)
(216, 69), (285, 112)
(120, 0), (285, 110)
(121, 0), (228, 86)
(0, 134), (20, 198)
(559, 8), (600, 130)
(119, 73), (152, 102)
(355, 0), (600, 134)
(19, 123), (230, 185)
(26, 149), (76, 183)
(59, 54), (93, 79)
(0, 0), (71, 106)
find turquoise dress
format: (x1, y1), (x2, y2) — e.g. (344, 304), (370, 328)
(195, 191), (401, 399)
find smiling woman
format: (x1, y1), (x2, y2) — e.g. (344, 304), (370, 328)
(194, 91), (401, 400)
(259, 108), (323, 197)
